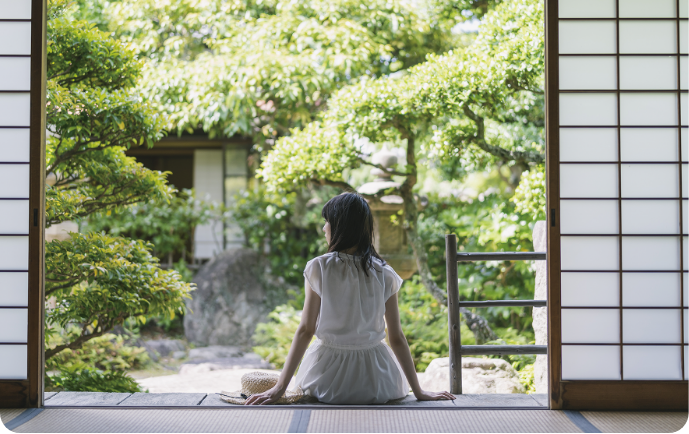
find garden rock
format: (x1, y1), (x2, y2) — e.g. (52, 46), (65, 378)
(184, 248), (270, 347)
(419, 357), (525, 394)
(143, 339), (186, 360)
(187, 345), (243, 361)
(179, 352), (273, 375)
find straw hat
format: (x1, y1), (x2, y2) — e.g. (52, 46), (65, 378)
(219, 372), (305, 405)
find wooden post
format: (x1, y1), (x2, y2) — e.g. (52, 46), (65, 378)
(445, 234), (461, 394)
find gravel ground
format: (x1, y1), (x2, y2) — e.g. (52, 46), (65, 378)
(136, 369), (426, 393)
(136, 368), (283, 393)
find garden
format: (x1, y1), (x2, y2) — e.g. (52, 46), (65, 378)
(43, 0), (546, 395)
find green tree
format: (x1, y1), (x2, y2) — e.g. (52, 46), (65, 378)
(71, 0), (483, 147)
(44, 0), (193, 361)
(85, 189), (221, 273)
(259, 0), (546, 342)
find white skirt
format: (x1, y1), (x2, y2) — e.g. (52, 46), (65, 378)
(294, 338), (409, 404)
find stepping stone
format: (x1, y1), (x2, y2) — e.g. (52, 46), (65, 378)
(118, 393), (207, 406)
(44, 392), (58, 401)
(45, 392), (131, 406)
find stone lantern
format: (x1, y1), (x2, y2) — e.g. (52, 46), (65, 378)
(357, 148), (417, 279)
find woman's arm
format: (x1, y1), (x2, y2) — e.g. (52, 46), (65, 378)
(245, 279), (321, 405)
(384, 293), (455, 401)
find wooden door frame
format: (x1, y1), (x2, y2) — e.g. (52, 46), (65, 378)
(0, 0), (46, 409)
(545, 0), (688, 410)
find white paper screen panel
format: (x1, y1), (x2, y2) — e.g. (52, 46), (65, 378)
(558, 0), (616, 18)
(681, 21), (688, 53)
(0, 22), (31, 55)
(619, 21), (677, 54)
(623, 346), (682, 380)
(559, 57), (616, 90)
(0, 0), (31, 19)
(622, 236), (680, 270)
(560, 200), (618, 234)
(0, 129), (30, 162)
(560, 93), (617, 125)
(0, 58), (31, 91)
(0, 165), (30, 198)
(559, 128), (617, 161)
(620, 93), (677, 126)
(682, 94), (688, 125)
(681, 57), (688, 90)
(623, 309), (681, 343)
(619, 57), (676, 90)
(561, 272), (619, 306)
(683, 165), (688, 195)
(621, 200), (679, 234)
(0, 237), (29, 270)
(621, 164), (678, 198)
(0, 272), (29, 307)
(620, 128), (677, 162)
(560, 164), (618, 197)
(562, 346), (621, 380)
(622, 273), (681, 306)
(0, 345), (27, 379)
(619, 0), (676, 17)
(557, 0), (687, 383)
(0, 93), (30, 127)
(561, 236), (619, 270)
(0, 309), (27, 342)
(562, 309), (620, 343)
(559, 22), (617, 54)
(0, 200), (29, 234)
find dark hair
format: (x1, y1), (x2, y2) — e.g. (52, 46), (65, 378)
(321, 192), (384, 275)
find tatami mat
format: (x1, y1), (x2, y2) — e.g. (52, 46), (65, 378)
(0, 409), (25, 425)
(308, 409), (581, 433)
(581, 411), (688, 433)
(2, 407), (687, 433)
(7, 409), (293, 433)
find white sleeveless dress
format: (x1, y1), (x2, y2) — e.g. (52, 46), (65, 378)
(294, 252), (409, 404)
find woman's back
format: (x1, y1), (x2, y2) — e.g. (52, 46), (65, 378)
(304, 252), (402, 347)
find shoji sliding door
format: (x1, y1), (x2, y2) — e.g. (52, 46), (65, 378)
(0, 0), (46, 408)
(546, 0), (688, 410)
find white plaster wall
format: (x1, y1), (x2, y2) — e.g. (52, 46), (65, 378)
(193, 150), (224, 259)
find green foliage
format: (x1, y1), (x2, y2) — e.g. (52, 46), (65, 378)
(398, 277), (475, 372)
(513, 167), (546, 221)
(259, 0), (545, 192)
(45, 232), (193, 358)
(46, 369), (144, 393)
(46, 330), (151, 372)
(517, 363), (536, 394)
(44, 0), (194, 373)
(417, 190), (538, 332)
(230, 187), (328, 300)
(85, 189), (221, 264)
(71, 0), (466, 143)
(252, 305), (312, 369)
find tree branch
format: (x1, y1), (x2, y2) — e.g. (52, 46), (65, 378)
(356, 156), (408, 177)
(462, 105), (545, 164)
(310, 178), (356, 192)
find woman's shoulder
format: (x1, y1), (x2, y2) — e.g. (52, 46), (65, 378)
(304, 252), (338, 270)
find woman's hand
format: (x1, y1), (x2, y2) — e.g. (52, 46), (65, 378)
(414, 389), (456, 401)
(244, 385), (286, 405)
